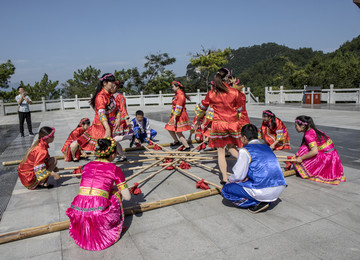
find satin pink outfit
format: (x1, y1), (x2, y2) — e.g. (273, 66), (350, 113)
(293, 128), (346, 185)
(66, 160), (127, 250)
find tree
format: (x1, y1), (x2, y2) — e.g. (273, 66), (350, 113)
(62, 65), (101, 98)
(140, 52), (176, 94)
(189, 47), (232, 90)
(23, 73), (60, 100)
(0, 60), (15, 89)
(114, 68), (142, 95)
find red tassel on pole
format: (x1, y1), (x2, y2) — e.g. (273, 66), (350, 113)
(72, 166), (82, 175)
(195, 179), (210, 190)
(130, 183), (142, 195)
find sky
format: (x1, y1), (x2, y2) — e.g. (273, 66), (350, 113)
(0, 0), (359, 87)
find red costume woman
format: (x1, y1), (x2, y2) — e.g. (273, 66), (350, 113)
(165, 81), (191, 149)
(195, 68), (245, 183)
(260, 110), (290, 150)
(61, 118), (90, 161)
(113, 80), (130, 136)
(77, 73), (120, 151)
(18, 126), (59, 189)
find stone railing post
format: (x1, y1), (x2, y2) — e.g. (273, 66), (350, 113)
(140, 91), (144, 106)
(75, 95), (80, 109)
(0, 99), (5, 116)
(265, 87), (269, 104)
(60, 96), (64, 110)
(159, 91), (163, 105)
(41, 97), (46, 111)
(280, 86), (284, 104)
(197, 89), (200, 103)
(329, 84), (335, 104)
(247, 87), (251, 103)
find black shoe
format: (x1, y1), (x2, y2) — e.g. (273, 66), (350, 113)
(129, 136), (135, 148)
(248, 202), (269, 214)
(170, 141), (180, 146)
(29, 133), (35, 137)
(220, 181), (227, 186)
(182, 147), (191, 151)
(21, 134), (25, 137)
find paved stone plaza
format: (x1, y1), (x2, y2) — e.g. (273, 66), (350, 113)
(0, 104), (360, 260)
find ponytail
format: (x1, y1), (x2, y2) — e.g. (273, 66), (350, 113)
(20, 126), (55, 166)
(90, 73), (116, 108)
(295, 115), (328, 145)
(172, 81), (191, 101)
(263, 110), (277, 130)
(213, 68), (230, 94)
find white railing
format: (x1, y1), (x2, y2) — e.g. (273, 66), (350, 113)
(265, 85), (360, 104)
(0, 88), (258, 116)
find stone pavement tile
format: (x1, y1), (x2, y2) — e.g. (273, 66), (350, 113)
(341, 166), (360, 182)
(28, 250), (62, 260)
(0, 202), (59, 233)
(0, 232), (61, 260)
(192, 211), (275, 250)
(327, 201), (360, 235)
(172, 195), (223, 221)
(284, 188), (353, 218)
(128, 205), (185, 236)
(281, 176), (317, 197)
(61, 230), (144, 260)
(282, 218), (360, 260)
(250, 198), (321, 233)
(318, 181), (360, 202)
(224, 233), (321, 260)
(131, 220), (221, 260)
(5, 187), (58, 211)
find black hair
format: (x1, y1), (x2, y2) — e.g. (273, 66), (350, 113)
(136, 110), (144, 116)
(82, 119), (91, 125)
(263, 110), (277, 130)
(295, 115), (328, 145)
(95, 138), (117, 158)
(20, 126), (54, 165)
(174, 81), (191, 101)
(17, 86), (24, 91)
(241, 124), (258, 141)
(90, 73), (116, 108)
(213, 68), (229, 94)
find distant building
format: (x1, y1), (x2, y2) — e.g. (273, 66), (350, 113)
(354, 0), (360, 8)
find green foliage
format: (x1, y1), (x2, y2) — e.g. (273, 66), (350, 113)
(189, 47), (231, 90)
(22, 74), (60, 100)
(114, 68), (140, 95)
(0, 60), (15, 89)
(0, 88), (18, 102)
(141, 52), (176, 94)
(61, 65), (101, 98)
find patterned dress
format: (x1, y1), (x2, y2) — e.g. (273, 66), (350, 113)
(113, 92), (130, 136)
(61, 127), (85, 161)
(165, 89), (191, 132)
(77, 89), (119, 151)
(292, 128), (346, 185)
(260, 118), (291, 150)
(17, 140), (52, 189)
(66, 160), (128, 251)
(195, 85), (246, 148)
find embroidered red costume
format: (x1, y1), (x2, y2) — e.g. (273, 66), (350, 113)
(61, 127), (85, 161)
(195, 85), (245, 148)
(17, 140), (51, 189)
(165, 89), (191, 132)
(260, 118), (291, 150)
(113, 92), (130, 136)
(77, 89), (118, 151)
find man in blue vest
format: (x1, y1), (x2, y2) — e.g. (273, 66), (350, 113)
(222, 124), (287, 213)
(130, 110), (157, 147)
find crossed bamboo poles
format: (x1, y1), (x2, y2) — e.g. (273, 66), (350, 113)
(0, 140), (296, 245)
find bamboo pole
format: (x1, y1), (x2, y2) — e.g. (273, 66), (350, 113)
(59, 173), (81, 178)
(283, 169), (296, 177)
(144, 151), (202, 155)
(0, 188), (220, 245)
(174, 166), (222, 189)
(278, 159), (296, 162)
(191, 161), (231, 176)
(125, 159), (164, 182)
(276, 155), (294, 159)
(138, 155), (216, 160)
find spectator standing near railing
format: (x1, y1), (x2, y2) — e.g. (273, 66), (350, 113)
(15, 86), (34, 137)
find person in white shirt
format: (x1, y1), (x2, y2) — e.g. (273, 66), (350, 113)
(15, 86), (34, 137)
(222, 124), (287, 213)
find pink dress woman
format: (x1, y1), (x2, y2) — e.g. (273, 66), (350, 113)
(66, 160), (128, 250)
(292, 128), (346, 185)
